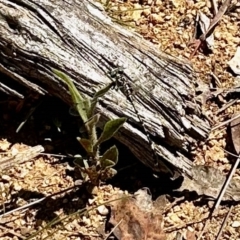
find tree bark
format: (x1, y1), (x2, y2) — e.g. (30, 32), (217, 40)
(0, 0), (210, 178)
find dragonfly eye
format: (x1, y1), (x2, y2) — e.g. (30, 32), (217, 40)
(109, 67), (124, 78)
(118, 67), (124, 74)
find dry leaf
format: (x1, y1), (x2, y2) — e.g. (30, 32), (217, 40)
(178, 165), (240, 201)
(198, 12), (214, 50)
(108, 188), (166, 240)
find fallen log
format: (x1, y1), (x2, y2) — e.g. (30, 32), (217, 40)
(0, 0), (210, 178)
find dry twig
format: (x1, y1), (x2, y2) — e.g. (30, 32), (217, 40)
(189, 0), (232, 58)
(0, 145), (44, 171)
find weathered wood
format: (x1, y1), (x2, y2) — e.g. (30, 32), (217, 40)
(0, 0), (210, 178)
(0, 145), (44, 171)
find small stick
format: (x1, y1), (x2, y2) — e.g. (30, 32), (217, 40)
(189, 0), (232, 58)
(212, 112), (240, 131)
(0, 186), (77, 218)
(0, 145), (44, 171)
(215, 156), (240, 209)
(16, 99), (43, 133)
(211, 0), (219, 15)
(216, 99), (237, 115)
(104, 219), (123, 240)
(197, 152), (240, 239)
(210, 72), (222, 87)
(216, 205), (233, 240)
(201, 0), (231, 39)
(197, 217), (211, 240)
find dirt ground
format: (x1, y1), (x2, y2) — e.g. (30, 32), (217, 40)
(0, 0), (240, 239)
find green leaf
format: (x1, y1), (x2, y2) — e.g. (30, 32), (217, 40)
(101, 159), (115, 169)
(52, 69), (88, 123)
(88, 82), (114, 117)
(77, 137), (93, 154)
(100, 145), (118, 169)
(73, 155), (87, 169)
(96, 117), (126, 145)
(83, 97), (91, 116)
(94, 82), (115, 99)
(85, 114), (100, 133)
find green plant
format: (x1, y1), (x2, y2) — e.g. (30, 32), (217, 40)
(52, 69), (126, 186)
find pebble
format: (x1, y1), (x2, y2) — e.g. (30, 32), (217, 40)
(13, 183), (22, 191)
(88, 198), (95, 205)
(169, 213), (182, 223)
(1, 175), (11, 181)
(97, 205), (109, 216)
(232, 221), (240, 228)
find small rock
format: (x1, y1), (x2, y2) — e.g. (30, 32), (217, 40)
(187, 226), (194, 232)
(173, 205), (181, 212)
(82, 216), (91, 226)
(21, 227), (32, 235)
(1, 175), (11, 181)
(13, 184), (22, 191)
(169, 213), (182, 223)
(74, 179), (83, 186)
(0, 139), (11, 151)
(19, 169), (29, 178)
(88, 198), (95, 205)
(232, 221), (240, 228)
(97, 205), (109, 216)
(11, 147), (19, 156)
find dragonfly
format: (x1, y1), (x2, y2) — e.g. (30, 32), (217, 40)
(106, 65), (177, 176)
